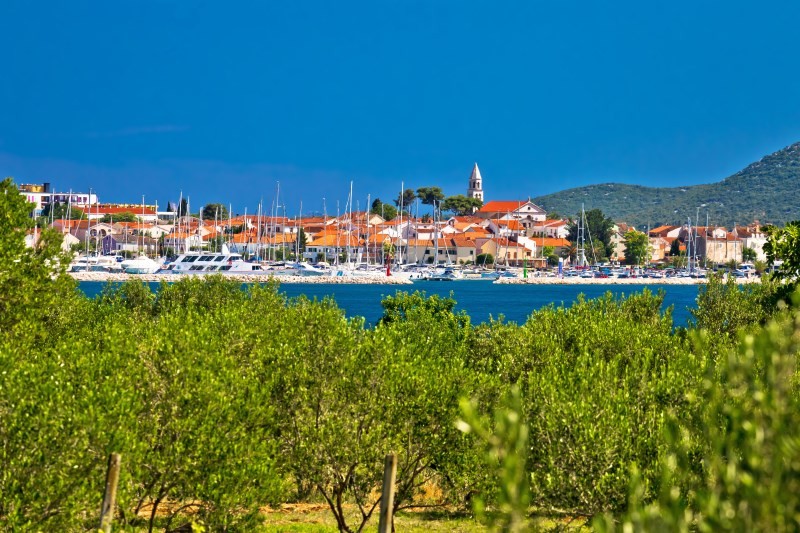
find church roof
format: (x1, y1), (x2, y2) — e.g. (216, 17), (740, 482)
(479, 200), (541, 214)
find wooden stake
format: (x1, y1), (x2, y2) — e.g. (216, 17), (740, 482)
(99, 453), (121, 533)
(377, 453), (397, 533)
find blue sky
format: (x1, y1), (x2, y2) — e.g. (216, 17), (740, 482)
(2, 0), (799, 215)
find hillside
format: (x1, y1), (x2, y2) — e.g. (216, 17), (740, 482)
(532, 142), (800, 228)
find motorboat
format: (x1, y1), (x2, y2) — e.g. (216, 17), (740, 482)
(425, 267), (464, 281)
(70, 254), (124, 273)
(121, 255), (162, 274)
(158, 248), (269, 275)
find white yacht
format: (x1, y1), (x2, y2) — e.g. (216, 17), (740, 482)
(158, 249), (268, 275)
(121, 255), (162, 274)
(70, 254), (124, 273)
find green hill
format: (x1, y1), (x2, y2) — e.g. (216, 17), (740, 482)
(532, 142), (800, 228)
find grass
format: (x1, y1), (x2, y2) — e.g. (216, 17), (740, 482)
(258, 504), (589, 532)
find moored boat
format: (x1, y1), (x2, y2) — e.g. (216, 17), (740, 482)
(121, 255), (162, 274)
(158, 250), (269, 274)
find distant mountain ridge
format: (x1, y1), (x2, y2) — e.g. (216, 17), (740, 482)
(532, 142), (800, 228)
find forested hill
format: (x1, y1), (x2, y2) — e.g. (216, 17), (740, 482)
(532, 142), (800, 228)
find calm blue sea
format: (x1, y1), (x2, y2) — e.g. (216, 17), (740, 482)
(78, 280), (700, 327)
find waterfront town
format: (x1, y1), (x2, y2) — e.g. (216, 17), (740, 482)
(16, 163), (767, 278)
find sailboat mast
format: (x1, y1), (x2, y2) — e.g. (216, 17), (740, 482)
(396, 181), (404, 266)
(257, 200), (263, 261)
(577, 204), (587, 268)
(687, 216), (693, 273)
(365, 194), (370, 266)
(297, 201), (303, 261)
(347, 181), (353, 266)
(335, 201), (340, 266)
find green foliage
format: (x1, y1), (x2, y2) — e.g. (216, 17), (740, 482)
(270, 290), (478, 532)
(669, 238), (681, 257)
(567, 208), (615, 260)
(463, 290), (696, 516)
(692, 273), (779, 342)
(671, 252), (688, 269)
(382, 239), (396, 258)
(441, 195), (483, 216)
(476, 253), (494, 266)
(458, 386), (531, 533)
(764, 220), (800, 280)
(534, 141), (800, 227)
(297, 227), (307, 254)
(623, 229), (650, 265)
(394, 188), (416, 208)
(378, 290), (468, 331)
(0, 277), (289, 531)
(40, 200), (83, 220)
(101, 211), (137, 223)
(595, 295), (800, 532)
(0, 177), (74, 342)
(742, 246), (757, 262)
(415, 187), (445, 209)
(371, 198), (398, 221)
(201, 203), (229, 220)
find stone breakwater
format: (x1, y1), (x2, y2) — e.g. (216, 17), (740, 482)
(69, 272), (413, 285)
(494, 275), (760, 285)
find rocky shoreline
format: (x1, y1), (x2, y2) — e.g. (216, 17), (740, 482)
(494, 275), (759, 285)
(69, 272), (761, 286)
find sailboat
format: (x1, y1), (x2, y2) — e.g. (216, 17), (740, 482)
(122, 196), (163, 274)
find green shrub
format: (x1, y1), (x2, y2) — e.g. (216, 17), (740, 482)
(596, 293), (800, 532)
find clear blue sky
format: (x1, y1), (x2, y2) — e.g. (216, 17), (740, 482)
(2, 0), (799, 215)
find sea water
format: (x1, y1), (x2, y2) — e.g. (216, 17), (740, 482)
(78, 280), (699, 327)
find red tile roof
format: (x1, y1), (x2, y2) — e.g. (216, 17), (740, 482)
(478, 200), (529, 213)
(529, 237), (571, 247)
(75, 205), (157, 215)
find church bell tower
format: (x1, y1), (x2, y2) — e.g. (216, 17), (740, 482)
(467, 162), (484, 202)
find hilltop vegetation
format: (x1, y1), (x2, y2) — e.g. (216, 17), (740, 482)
(534, 142), (800, 227)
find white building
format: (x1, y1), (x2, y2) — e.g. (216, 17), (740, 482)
(19, 183), (98, 216)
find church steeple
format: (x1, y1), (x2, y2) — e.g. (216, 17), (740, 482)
(467, 162), (483, 201)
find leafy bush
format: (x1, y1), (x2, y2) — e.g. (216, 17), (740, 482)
(596, 291), (800, 532)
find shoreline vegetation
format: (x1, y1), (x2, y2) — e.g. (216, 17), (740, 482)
(4, 177), (800, 532)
